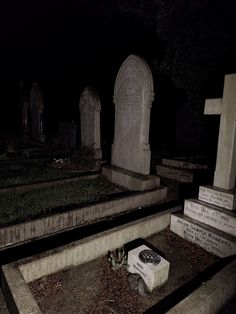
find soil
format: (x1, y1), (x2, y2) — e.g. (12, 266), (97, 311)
(29, 228), (218, 314)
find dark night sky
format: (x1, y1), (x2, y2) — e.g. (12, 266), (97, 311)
(0, 1), (235, 157)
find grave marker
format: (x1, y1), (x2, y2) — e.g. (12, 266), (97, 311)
(79, 87), (102, 159)
(30, 82), (45, 142)
(204, 74), (236, 190)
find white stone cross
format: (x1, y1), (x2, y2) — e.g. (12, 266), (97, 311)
(204, 74), (236, 190)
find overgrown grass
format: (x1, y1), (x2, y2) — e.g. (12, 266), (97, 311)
(0, 177), (125, 227)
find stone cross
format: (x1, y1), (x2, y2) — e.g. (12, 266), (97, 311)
(204, 74), (236, 190)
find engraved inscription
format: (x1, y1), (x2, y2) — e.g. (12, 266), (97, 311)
(184, 200), (236, 237)
(199, 186), (235, 210)
(172, 217), (236, 257)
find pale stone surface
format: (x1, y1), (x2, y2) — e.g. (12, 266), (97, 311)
(79, 87), (102, 159)
(170, 213), (236, 257)
(184, 199), (236, 237)
(204, 74), (236, 190)
(112, 54), (154, 175)
(30, 82), (45, 142)
(128, 245), (170, 292)
(103, 165), (161, 191)
(162, 158), (208, 170)
(156, 165), (193, 183)
(199, 185), (236, 210)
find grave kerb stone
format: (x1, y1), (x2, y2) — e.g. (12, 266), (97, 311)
(184, 198), (236, 237)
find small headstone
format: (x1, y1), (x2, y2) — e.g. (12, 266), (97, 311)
(127, 244), (170, 292)
(79, 87), (102, 159)
(30, 82), (45, 142)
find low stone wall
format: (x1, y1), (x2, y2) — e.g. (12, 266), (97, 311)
(0, 187), (167, 249)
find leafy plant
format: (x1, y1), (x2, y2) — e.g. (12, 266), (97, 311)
(107, 248), (128, 271)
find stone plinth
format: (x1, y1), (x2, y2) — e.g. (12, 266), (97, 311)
(156, 165), (193, 183)
(162, 158), (208, 170)
(170, 213), (236, 257)
(128, 245), (170, 292)
(102, 165), (161, 192)
(184, 199), (236, 237)
(199, 186), (236, 211)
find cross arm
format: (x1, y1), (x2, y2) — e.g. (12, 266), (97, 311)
(204, 98), (222, 115)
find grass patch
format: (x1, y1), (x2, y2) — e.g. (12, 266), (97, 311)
(0, 177), (125, 227)
(0, 161), (81, 188)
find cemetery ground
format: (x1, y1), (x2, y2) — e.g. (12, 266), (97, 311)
(28, 228), (218, 313)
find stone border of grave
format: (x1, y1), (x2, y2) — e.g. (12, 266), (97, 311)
(1, 207), (178, 314)
(0, 172), (99, 194)
(0, 186), (167, 249)
(2, 207), (235, 314)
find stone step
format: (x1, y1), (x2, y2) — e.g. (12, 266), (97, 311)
(199, 185), (236, 211)
(162, 158), (208, 170)
(156, 165), (193, 183)
(170, 213), (236, 257)
(184, 199), (236, 237)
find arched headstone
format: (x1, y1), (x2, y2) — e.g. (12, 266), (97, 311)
(79, 87), (102, 159)
(30, 82), (45, 142)
(103, 55), (162, 191)
(112, 54), (154, 175)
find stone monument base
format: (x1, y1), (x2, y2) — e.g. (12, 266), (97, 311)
(102, 164), (160, 191)
(199, 185), (236, 211)
(128, 244), (170, 292)
(184, 198), (236, 237)
(170, 213), (236, 257)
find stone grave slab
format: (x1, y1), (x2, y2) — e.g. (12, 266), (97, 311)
(162, 158), (208, 170)
(199, 185), (236, 211)
(156, 164), (193, 183)
(103, 164), (160, 191)
(184, 199), (236, 237)
(170, 213), (236, 257)
(127, 244), (170, 292)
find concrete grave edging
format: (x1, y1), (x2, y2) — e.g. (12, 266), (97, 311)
(0, 186), (167, 249)
(1, 207), (178, 314)
(166, 258), (236, 314)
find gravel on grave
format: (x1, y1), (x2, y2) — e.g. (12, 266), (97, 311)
(29, 228), (218, 314)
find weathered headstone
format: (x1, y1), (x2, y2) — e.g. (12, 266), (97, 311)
(79, 87), (102, 159)
(59, 121), (77, 150)
(103, 54), (160, 191)
(170, 74), (236, 257)
(128, 245), (170, 292)
(30, 82), (45, 142)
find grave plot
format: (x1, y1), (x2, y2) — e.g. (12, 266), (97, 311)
(2, 209), (235, 314)
(0, 174), (168, 249)
(28, 229), (218, 314)
(0, 159), (83, 189)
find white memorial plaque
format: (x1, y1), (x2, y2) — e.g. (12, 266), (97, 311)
(170, 214), (236, 257)
(184, 199), (236, 237)
(128, 245), (170, 292)
(199, 186), (236, 210)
